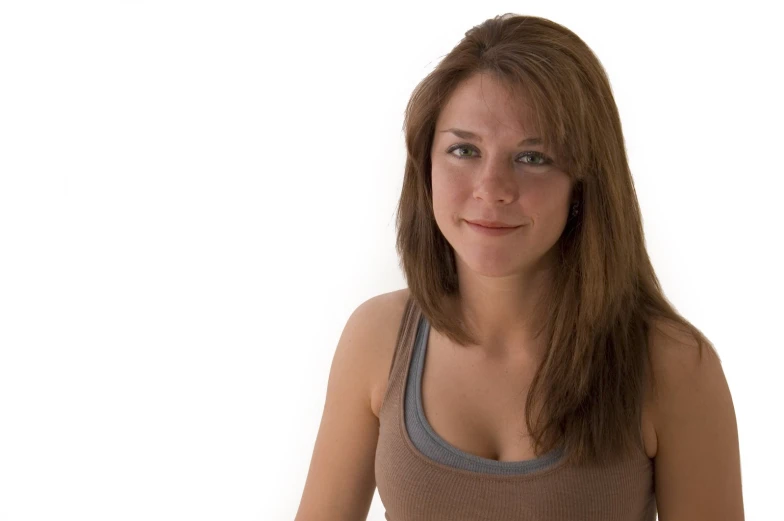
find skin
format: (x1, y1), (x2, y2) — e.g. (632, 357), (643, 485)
(428, 72), (745, 520)
(430, 71), (576, 362)
(295, 65), (743, 521)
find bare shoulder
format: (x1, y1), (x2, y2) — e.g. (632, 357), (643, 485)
(646, 320), (743, 518)
(646, 317), (722, 437)
(357, 288), (411, 420)
(293, 289), (410, 521)
(647, 318), (719, 388)
(332, 288), (410, 404)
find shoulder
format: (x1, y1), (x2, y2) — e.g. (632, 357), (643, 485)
(349, 288), (410, 419)
(645, 319), (743, 518)
(645, 317), (732, 452)
(646, 318), (719, 423)
(347, 288), (411, 349)
(646, 318), (720, 401)
(355, 287), (411, 325)
(329, 288), (410, 422)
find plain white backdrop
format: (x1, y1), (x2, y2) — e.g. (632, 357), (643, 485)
(0, 1), (781, 520)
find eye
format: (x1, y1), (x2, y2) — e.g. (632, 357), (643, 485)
(447, 144), (479, 159)
(446, 143), (552, 166)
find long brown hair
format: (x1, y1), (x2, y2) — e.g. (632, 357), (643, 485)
(395, 13), (717, 467)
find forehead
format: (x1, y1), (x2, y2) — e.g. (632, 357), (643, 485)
(436, 73), (538, 136)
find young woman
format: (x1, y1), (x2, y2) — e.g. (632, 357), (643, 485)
(295, 13), (744, 521)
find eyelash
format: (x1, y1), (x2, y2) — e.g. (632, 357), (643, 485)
(446, 143), (553, 166)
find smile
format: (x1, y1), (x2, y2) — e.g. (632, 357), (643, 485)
(466, 221), (523, 236)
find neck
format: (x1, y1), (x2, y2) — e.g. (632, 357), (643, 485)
(454, 258), (554, 361)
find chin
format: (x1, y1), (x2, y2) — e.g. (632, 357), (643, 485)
(456, 250), (532, 277)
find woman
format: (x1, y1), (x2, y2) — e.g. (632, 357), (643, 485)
(295, 13), (744, 521)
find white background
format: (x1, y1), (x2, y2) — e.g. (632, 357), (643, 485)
(1, 1), (781, 520)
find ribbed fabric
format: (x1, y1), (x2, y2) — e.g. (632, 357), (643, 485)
(374, 295), (657, 521)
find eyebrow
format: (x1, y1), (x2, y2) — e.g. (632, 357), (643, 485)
(438, 128), (542, 146)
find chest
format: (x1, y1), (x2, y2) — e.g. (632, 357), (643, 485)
(416, 327), (658, 462)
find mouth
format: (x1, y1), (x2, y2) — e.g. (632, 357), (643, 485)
(465, 220), (523, 235)
(465, 220), (521, 229)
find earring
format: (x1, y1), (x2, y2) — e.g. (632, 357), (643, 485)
(571, 202), (580, 217)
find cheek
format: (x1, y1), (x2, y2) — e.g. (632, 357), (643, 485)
(431, 172), (464, 217)
(526, 176), (572, 215)
(526, 191), (563, 218)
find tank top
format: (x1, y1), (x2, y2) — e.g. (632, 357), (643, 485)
(374, 295), (657, 520)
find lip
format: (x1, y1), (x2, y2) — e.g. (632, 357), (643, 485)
(466, 220), (523, 236)
(467, 219), (519, 228)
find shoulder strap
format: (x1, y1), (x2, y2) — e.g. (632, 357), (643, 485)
(387, 294), (418, 379)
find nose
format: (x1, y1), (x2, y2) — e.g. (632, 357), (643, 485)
(472, 159), (518, 204)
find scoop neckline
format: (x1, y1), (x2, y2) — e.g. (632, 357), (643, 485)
(397, 311), (568, 479)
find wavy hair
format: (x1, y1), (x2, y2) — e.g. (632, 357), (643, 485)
(395, 13), (717, 467)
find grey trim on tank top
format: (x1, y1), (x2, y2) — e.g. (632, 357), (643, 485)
(404, 314), (565, 475)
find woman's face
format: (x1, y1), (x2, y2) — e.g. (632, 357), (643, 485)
(430, 73), (574, 278)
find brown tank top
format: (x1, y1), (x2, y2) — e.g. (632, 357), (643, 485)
(374, 295), (657, 520)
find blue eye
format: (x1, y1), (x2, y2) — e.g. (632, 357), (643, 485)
(446, 143), (553, 166)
